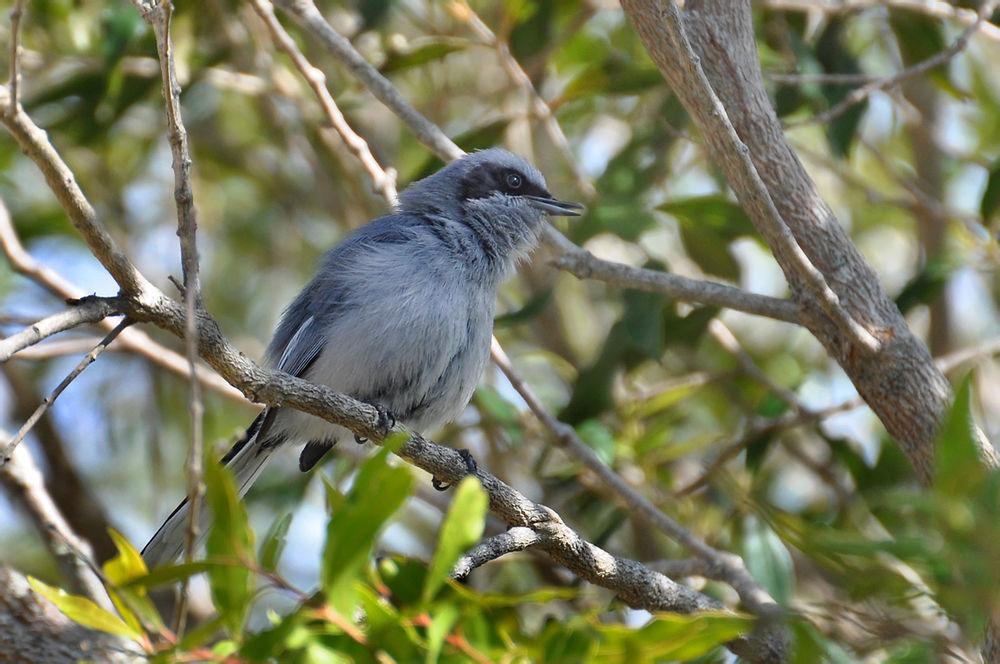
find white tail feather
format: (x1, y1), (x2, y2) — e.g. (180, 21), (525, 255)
(141, 423), (276, 568)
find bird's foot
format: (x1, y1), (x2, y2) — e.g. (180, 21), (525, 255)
(355, 403), (397, 444)
(431, 449), (478, 491)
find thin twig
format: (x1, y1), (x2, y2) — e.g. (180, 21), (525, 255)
(455, 1), (596, 199)
(488, 338), (780, 618)
(545, 226), (802, 323)
(707, 319), (809, 414)
(0, 318), (132, 467)
(248, 0), (397, 205)
(275, 0), (463, 162)
(786, 0), (998, 128)
(674, 397), (865, 498)
(0, 298), (121, 362)
(0, 197), (243, 400)
(129, 0), (205, 635)
(761, 0), (1000, 45)
(451, 527), (541, 580)
(7, 0), (27, 115)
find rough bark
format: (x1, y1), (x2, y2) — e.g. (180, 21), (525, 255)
(618, 0), (995, 485)
(0, 567), (137, 663)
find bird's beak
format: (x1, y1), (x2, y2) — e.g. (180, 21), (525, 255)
(525, 195), (585, 217)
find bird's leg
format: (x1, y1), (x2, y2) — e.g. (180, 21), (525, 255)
(431, 449), (479, 491)
(354, 402), (397, 444)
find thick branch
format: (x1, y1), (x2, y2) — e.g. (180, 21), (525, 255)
(0, 441), (108, 608)
(618, 0), (972, 484)
(0, 567), (133, 663)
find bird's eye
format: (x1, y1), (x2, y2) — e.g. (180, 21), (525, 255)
(505, 172), (522, 189)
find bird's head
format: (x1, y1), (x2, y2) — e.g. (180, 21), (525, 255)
(399, 149), (583, 268)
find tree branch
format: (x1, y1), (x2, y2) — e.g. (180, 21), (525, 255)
(129, 0), (205, 635)
(0, 196), (243, 401)
(0, 318), (132, 467)
(0, 298), (122, 362)
(761, 0), (1000, 45)
(451, 527), (541, 580)
(0, 88), (152, 296)
(785, 0), (998, 128)
(544, 226), (802, 323)
(618, 0), (977, 485)
(248, 0), (397, 205)
(0, 438), (109, 608)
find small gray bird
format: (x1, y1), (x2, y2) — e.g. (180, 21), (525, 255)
(142, 148), (582, 567)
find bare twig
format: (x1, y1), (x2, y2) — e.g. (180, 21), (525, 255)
(0, 197), (243, 400)
(0, 318), (132, 467)
(0, 438), (110, 608)
(129, 0), (205, 635)
(707, 319), (808, 413)
(488, 338), (780, 618)
(786, 0), (998, 128)
(451, 527), (541, 580)
(675, 397), (865, 497)
(275, 0), (463, 162)
(0, 298), (121, 362)
(545, 226), (802, 323)
(761, 0), (1000, 45)
(936, 336), (1000, 374)
(7, 0), (27, 115)
(248, 0), (397, 205)
(454, 1), (596, 199)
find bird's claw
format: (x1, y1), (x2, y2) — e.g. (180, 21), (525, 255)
(355, 403), (397, 445)
(431, 449), (478, 491)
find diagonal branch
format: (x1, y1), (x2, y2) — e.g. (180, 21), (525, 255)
(786, 0), (998, 128)
(0, 197), (243, 401)
(0, 318), (132, 467)
(247, 0), (397, 205)
(0, 437), (110, 608)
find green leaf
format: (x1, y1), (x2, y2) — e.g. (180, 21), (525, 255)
(102, 529), (162, 633)
(321, 436), (413, 609)
(425, 603), (460, 664)
(595, 611), (753, 661)
(423, 476), (488, 603)
(743, 515), (795, 605)
(205, 458), (255, 637)
(934, 377), (985, 495)
(103, 529), (148, 586)
(380, 39), (466, 74)
(259, 512), (293, 572)
(28, 577), (142, 640)
(981, 159), (1000, 221)
(659, 195), (755, 280)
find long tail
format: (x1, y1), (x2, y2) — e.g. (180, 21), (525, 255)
(141, 410), (280, 568)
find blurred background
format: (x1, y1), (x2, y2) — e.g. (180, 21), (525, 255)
(1, 0), (999, 660)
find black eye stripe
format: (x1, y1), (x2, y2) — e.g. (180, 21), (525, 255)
(458, 163), (549, 202)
